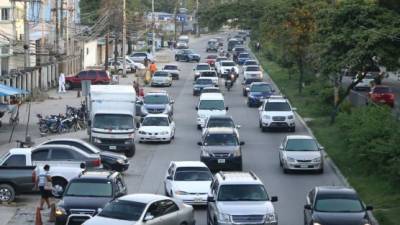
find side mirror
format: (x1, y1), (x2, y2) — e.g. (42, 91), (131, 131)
(292, 107), (297, 111)
(170, 100), (175, 104)
(236, 125), (241, 129)
(319, 145), (325, 151)
(304, 204), (312, 210)
(144, 213), (154, 222)
(239, 141), (245, 146)
(97, 208), (103, 213)
(207, 196), (215, 202)
(197, 141), (203, 146)
(366, 205), (373, 211)
(195, 106), (199, 110)
(272, 89), (276, 93)
(225, 107), (229, 110)
(166, 175), (172, 180)
(271, 196), (278, 202)
(279, 145), (284, 150)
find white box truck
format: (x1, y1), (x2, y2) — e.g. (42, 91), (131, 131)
(88, 85), (136, 157)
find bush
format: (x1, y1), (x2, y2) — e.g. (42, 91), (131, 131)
(337, 106), (400, 182)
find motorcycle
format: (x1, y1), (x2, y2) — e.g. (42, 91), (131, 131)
(37, 114), (68, 134)
(225, 73), (235, 91)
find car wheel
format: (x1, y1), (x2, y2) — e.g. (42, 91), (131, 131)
(290, 126), (296, 132)
(283, 168), (290, 174)
(0, 184), (15, 203)
(262, 126), (268, 132)
(65, 81), (72, 90)
(317, 168), (324, 174)
(125, 144), (135, 157)
(197, 124), (202, 130)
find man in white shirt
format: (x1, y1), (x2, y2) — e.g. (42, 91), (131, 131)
(58, 73), (66, 93)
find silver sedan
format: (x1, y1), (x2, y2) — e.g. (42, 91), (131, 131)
(83, 193), (195, 225)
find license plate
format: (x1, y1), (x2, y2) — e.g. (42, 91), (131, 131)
(300, 164), (308, 168)
(194, 198), (202, 202)
(218, 159), (226, 164)
(150, 136), (156, 139)
(109, 146), (117, 150)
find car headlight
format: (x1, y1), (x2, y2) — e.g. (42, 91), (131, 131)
(93, 138), (102, 144)
(195, 72), (200, 76)
(55, 207), (66, 216)
(201, 150), (210, 157)
(217, 212), (231, 223)
(286, 157), (296, 163)
(116, 159), (125, 164)
(265, 213), (277, 223)
(199, 114), (207, 118)
(312, 157), (321, 163)
(233, 149), (241, 157)
(288, 115), (294, 119)
(175, 190), (190, 195)
(160, 131), (169, 135)
(263, 115), (271, 120)
(138, 130), (146, 134)
(245, 87), (250, 91)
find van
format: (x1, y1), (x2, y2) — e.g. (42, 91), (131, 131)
(195, 93), (228, 129)
(178, 35), (190, 43)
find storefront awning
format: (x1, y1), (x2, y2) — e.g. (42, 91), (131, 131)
(0, 84), (29, 96)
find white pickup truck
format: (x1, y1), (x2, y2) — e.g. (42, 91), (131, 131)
(0, 148), (85, 197)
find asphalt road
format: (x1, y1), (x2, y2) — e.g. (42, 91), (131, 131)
(122, 33), (344, 225)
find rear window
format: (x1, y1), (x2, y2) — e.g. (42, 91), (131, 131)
(201, 72), (217, 77)
(239, 53), (250, 58)
(207, 55), (218, 59)
(221, 62), (235, 67)
(196, 65), (210, 70)
(373, 87), (392, 93)
(246, 67), (260, 72)
(245, 61), (258, 66)
(164, 65), (177, 70)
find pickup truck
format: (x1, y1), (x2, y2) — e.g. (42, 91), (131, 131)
(0, 148), (85, 198)
(0, 166), (36, 203)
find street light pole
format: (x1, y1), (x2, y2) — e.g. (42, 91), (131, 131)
(122, 0), (127, 77)
(152, 0), (156, 57)
(196, 0), (199, 37)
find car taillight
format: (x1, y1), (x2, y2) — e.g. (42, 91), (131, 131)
(32, 170), (36, 183)
(92, 158), (101, 167)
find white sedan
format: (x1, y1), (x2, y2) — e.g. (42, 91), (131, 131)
(138, 114), (175, 143)
(164, 161), (213, 205)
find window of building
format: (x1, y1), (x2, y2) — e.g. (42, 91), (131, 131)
(1, 8), (10, 21)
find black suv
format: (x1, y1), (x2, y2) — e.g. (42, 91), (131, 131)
(55, 171), (127, 225)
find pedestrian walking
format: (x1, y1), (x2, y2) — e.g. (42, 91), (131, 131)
(144, 56), (149, 68)
(35, 164), (52, 210)
(58, 73), (66, 93)
(149, 61), (157, 76)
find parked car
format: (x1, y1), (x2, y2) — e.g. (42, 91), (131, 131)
(55, 171), (127, 225)
(65, 70), (110, 90)
(304, 186), (374, 225)
(82, 194), (195, 225)
(0, 165), (36, 203)
(198, 127), (244, 171)
(193, 63), (211, 80)
(141, 91), (174, 118)
(368, 85), (395, 107)
(242, 78), (263, 96)
(247, 82), (275, 107)
(353, 74), (375, 91)
(206, 55), (218, 67)
(207, 172), (278, 225)
(193, 78), (215, 96)
(129, 52), (153, 63)
(279, 135), (324, 173)
(243, 65), (263, 80)
(164, 161), (213, 205)
(162, 64), (180, 80)
(258, 95), (296, 132)
(175, 49), (201, 62)
(39, 139), (129, 172)
(151, 71), (173, 87)
(105, 61), (131, 73)
(138, 114), (176, 143)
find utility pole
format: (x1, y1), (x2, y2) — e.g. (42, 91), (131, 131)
(23, 0), (30, 68)
(152, 0), (156, 56)
(105, 32), (109, 70)
(122, 0), (127, 77)
(55, 0), (60, 56)
(195, 0), (199, 37)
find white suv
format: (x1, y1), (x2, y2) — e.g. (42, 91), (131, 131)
(258, 96), (296, 132)
(207, 171), (278, 225)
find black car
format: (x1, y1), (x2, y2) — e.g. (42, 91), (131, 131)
(175, 49), (201, 62)
(40, 139), (129, 172)
(193, 78), (215, 96)
(206, 41), (219, 52)
(304, 186), (373, 225)
(55, 171), (127, 225)
(242, 78), (262, 96)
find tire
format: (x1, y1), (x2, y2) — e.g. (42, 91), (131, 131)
(197, 124), (202, 130)
(125, 144), (136, 157)
(283, 168), (290, 174)
(0, 184), (16, 203)
(290, 126), (296, 132)
(317, 168), (324, 174)
(39, 124), (49, 133)
(52, 178), (68, 198)
(65, 81), (72, 90)
(261, 126), (268, 132)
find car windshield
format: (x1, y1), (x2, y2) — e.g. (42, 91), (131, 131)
(315, 195), (364, 212)
(196, 65), (210, 70)
(144, 95), (169, 104)
(264, 102), (291, 111)
(245, 61), (258, 66)
(286, 139), (319, 151)
(201, 72), (217, 77)
(196, 79), (213, 85)
(204, 133), (238, 146)
(246, 67), (260, 72)
(244, 79), (262, 85)
(218, 185), (268, 201)
(174, 170), (213, 181)
(65, 180), (112, 197)
(94, 114), (133, 130)
(164, 65), (177, 70)
(207, 119), (235, 128)
(154, 72), (169, 77)
(184, 50), (194, 54)
(99, 200), (146, 221)
(142, 117), (169, 126)
(373, 87), (392, 93)
(202, 88), (220, 93)
(239, 53), (250, 58)
(199, 100), (224, 110)
(250, 84), (273, 93)
(235, 48), (245, 52)
(221, 62), (235, 67)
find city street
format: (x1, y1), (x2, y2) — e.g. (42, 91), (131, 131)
(1, 32), (346, 225)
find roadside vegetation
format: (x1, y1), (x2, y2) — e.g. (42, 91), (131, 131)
(200, 0), (400, 224)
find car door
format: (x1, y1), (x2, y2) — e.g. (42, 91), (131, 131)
(165, 163), (175, 195)
(304, 188), (316, 224)
(87, 70), (98, 84)
(48, 147), (81, 167)
(279, 137), (287, 163)
(168, 116), (175, 137)
(144, 201), (165, 225)
(208, 179), (219, 224)
(31, 148), (50, 166)
(158, 200), (180, 225)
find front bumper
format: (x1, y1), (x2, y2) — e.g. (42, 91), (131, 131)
(217, 220), (277, 225)
(151, 81), (171, 86)
(174, 193), (208, 205)
(93, 139), (135, 153)
(138, 133), (171, 142)
(201, 155), (242, 170)
(56, 214), (93, 225)
(284, 161), (323, 171)
(247, 97), (264, 106)
(261, 119), (295, 128)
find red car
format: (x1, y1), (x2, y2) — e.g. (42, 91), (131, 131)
(65, 70), (110, 90)
(368, 85), (395, 107)
(206, 55), (218, 67)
